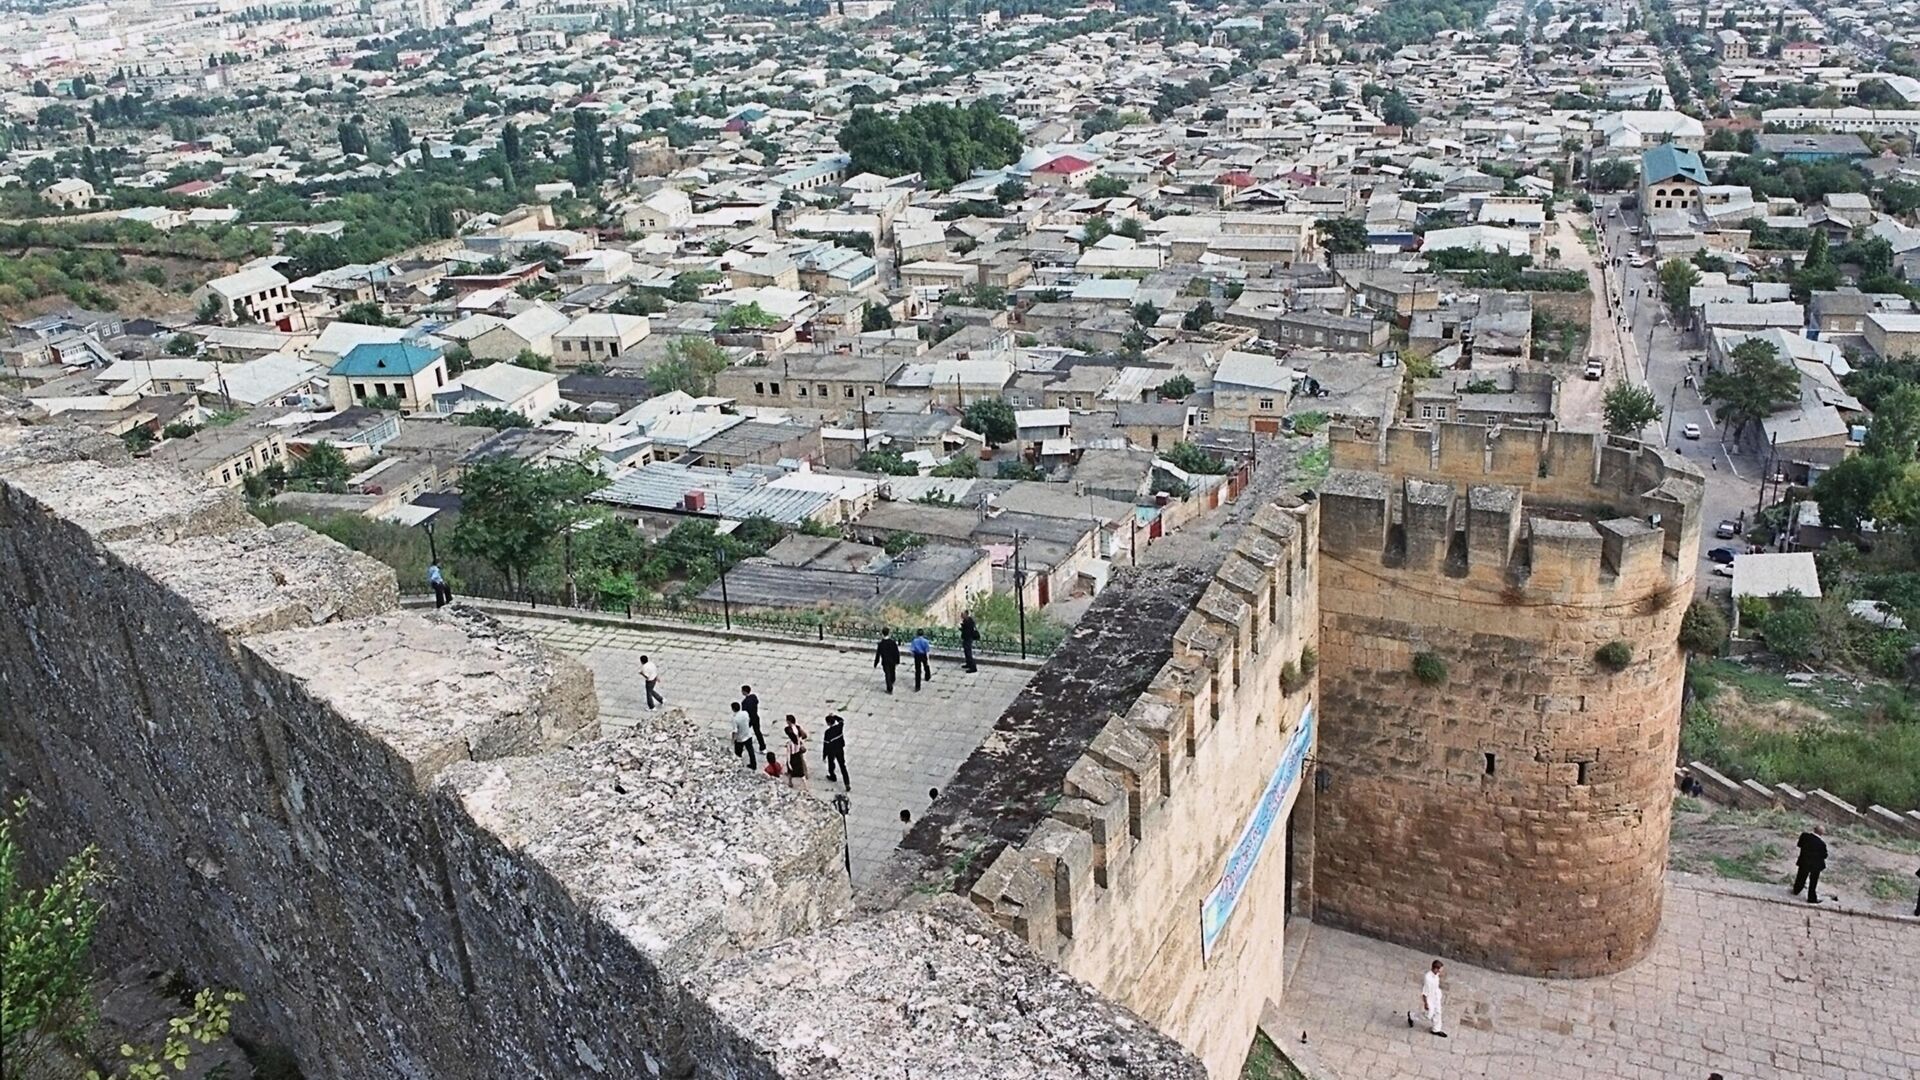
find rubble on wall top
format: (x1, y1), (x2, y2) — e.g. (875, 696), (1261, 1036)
(688, 901), (1205, 1080)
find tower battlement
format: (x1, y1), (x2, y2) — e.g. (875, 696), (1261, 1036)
(1313, 421), (1704, 977)
(966, 499), (1320, 1073)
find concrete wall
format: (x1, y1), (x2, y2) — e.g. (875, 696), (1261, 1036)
(969, 499), (1322, 1076)
(0, 417), (1201, 1080)
(1311, 423), (1704, 977)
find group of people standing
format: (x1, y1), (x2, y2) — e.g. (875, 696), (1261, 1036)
(725, 685), (851, 794)
(872, 613), (982, 692)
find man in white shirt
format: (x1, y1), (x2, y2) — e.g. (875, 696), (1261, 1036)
(640, 655), (662, 709)
(1408, 959), (1447, 1037)
(730, 701), (756, 771)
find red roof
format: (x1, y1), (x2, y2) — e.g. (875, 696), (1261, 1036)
(166, 179), (217, 196)
(1035, 155), (1093, 174)
(1216, 170), (1255, 188)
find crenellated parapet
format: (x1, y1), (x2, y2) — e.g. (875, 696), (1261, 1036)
(966, 498), (1320, 1071)
(1320, 422), (1704, 601)
(1313, 420), (1704, 977)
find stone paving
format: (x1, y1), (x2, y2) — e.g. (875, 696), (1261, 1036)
(496, 612), (1036, 881)
(1272, 874), (1920, 1080)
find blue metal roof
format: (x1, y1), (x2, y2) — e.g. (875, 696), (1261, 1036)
(1641, 144), (1709, 186)
(331, 341), (443, 377)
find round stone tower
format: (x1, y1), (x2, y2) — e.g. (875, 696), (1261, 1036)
(1311, 423), (1702, 977)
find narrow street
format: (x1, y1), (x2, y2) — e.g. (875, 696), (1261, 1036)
(1586, 201), (1768, 588)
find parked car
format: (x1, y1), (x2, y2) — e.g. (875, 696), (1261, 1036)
(1715, 520), (1739, 539)
(1584, 359), (1605, 380)
(1683, 423), (1701, 440)
(1708, 547), (1737, 564)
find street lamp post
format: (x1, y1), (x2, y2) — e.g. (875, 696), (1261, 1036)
(831, 793), (852, 881)
(715, 545), (732, 630)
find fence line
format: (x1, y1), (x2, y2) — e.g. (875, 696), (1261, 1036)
(402, 580), (1061, 659)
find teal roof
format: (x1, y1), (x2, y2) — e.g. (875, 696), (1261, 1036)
(332, 341), (443, 378)
(1641, 144), (1709, 186)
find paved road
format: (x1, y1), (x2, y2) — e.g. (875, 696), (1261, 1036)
(1592, 205), (1765, 589)
(1274, 875), (1920, 1080)
(495, 612), (1036, 882)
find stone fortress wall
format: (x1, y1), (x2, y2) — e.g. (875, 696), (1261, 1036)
(966, 499), (1322, 1077)
(0, 417), (1201, 1080)
(1312, 421), (1704, 977)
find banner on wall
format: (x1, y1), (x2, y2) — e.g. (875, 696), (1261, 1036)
(1200, 702), (1315, 961)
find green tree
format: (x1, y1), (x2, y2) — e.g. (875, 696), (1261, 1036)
(387, 115), (410, 153)
(1864, 384), (1920, 461)
(1132, 300), (1160, 327)
(929, 455), (977, 478)
(1702, 338), (1799, 439)
(1759, 589), (1821, 662)
(994, 178), (1026, 204)
(1378, 90), (1419, 128)
(1162, 441), (1229, 474)
(164, 333), (197, 356)
(962, 397), (1017, 446)
(1081, 214), (1112, 247)
(1315, 217), (1367, 254)
(451, 459), (605, 594)
(647, 336), (730, 395)
(457, 406), (533, 430)
(1087, 175), (1128, 199)
(996, 459), (1044, 481)
(293, 441), (351, 493)
(1158, 374), (1195, 399)
(502, 121), (522, 165)
(716, 300), (778, 331)
(861, 303), (894, 332)
(337, 300), (395, 327)
(856, 449), (921, 476)
(1182, 300), (1215, 331)
(1813, 454), (1902, 534)
(1589, 159), (1634, 192)
(1602, 382), (1662, 435)
(1658, 257), (1701, 317)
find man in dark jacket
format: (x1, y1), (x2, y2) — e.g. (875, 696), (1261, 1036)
(740, 684), (766, 751)
(873, 630), (901, 693)
(959, 612), (980, 673)
(822, 714), (849, 791)
(1792, 828), (1827, 904)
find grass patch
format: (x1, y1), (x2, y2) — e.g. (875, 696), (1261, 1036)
(1241, 1031), (1306, 1080)
(1867, 874), (1911, 901)
(1707, 843), (1780, 883)
(1685, 660), (1920, 809)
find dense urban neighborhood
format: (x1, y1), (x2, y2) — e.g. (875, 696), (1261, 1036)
(3, 0), (1919, 1078)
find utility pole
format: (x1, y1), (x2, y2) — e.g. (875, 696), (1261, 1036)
(1012, 529), (1028, 660)
(1663, 381), (1678, 443)
(1755, 431), (1777, 519)
(715, 543), (732, 630)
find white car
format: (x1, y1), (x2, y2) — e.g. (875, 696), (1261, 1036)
(1584, 360), (1605, 380)
(1682, 423), (1701, 440)
(1630, 255), (1650, 268)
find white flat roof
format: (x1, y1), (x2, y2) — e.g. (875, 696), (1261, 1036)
(1730, 552), (1821, 600)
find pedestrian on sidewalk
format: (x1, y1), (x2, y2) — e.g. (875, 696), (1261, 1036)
(640, 655), (662, 709)
(740, 684), (766, 751)
(783, 715), (810, 793)
(1407, 959), (1447, 1037)
(874, 629), (901, 693)
(910, 630), (933, 691)
(1791, 827), (1828, 904)
(427, 562), (452, 608)
(959, 612), (980, 673)
(1912, 866), (1919, 917)
(822, 713), (850, 791)
(730, 701), (756, 772)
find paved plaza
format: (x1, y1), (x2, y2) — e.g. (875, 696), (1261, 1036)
(1273, 874), (1920, 1080)
(496, 611), (1037, 880)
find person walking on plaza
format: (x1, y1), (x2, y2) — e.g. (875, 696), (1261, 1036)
(640, 655), (662, 709)
(783, 715), (810, 793)
(959, 612), (980, 673)
(427, 562), (452, 608)
(740, 684), (766, 751)
(822, 713), (849, 791)
(1792, 827), (1828, 904)
(1407, 959), (1447, 1037)
(910, 630), (933, 691)
(730, 701), (756, 773)
(1912, 865), (1919, 917)
(874, 630), (901, 693)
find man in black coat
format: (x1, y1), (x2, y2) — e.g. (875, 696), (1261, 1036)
(959, 612), (980, 673)
(873, 630), (901, 693)
(1791, 828), (1827, 904)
